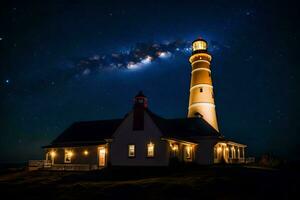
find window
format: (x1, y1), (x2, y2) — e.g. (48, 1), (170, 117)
(64, 150), (73, 163)
(208, 72), (211, 77)
(128, 145), (135, 157)
(185, 146), (192, 159)
(212, 91), (214, 98)
(200, 87), (203, 93)
(147, 142), (154, 157)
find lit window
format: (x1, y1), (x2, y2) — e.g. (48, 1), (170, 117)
(64, 150), (73, 163)
(147, 142), (154, 157)
(185, 146), (192, 159)
(200, 87), (203, 92)
(128, 145), (135, 157)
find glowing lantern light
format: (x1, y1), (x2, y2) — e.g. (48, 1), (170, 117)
(50, 151), (56, 157)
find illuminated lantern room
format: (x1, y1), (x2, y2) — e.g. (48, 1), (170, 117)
(192, 38), (208, 54)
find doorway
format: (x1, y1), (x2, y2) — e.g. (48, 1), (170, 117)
(99, 147), (106, 167)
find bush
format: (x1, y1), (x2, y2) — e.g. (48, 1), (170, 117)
(259, 153), (283, 168)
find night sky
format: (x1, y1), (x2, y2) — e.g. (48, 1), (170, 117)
(1, 0), (299, 163)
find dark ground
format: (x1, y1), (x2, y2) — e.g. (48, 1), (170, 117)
(0, 165), (298, 200)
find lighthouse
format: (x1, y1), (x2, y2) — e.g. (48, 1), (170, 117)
(188, 38), (219, 132)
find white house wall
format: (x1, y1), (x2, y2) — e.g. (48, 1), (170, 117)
(194, 138), (217, 165)
(110, 111), (170, 166)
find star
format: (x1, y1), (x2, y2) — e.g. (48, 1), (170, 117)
(5, 79), (10, 84)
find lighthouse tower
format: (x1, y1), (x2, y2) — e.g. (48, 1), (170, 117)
(188, 38), (219, 132)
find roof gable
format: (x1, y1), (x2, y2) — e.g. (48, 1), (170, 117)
(44, 109), (221, 148)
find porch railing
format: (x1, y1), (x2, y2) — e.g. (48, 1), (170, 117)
(245, 157), (255, 164)
(28, 160), (100, 171)
(50, 164), (98, 171)
(228, 158), (245, 163)
(28, 160), (46, 171)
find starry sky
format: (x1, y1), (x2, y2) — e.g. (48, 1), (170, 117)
(1, 0), (299, 163)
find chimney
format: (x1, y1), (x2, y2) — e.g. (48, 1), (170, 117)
(133, 91), (147, 130)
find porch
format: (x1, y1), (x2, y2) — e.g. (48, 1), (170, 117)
(214, 141), (247, 164)
(163, 138), (198, 163)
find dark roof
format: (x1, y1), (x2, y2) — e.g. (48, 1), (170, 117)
(43, 119), (122, 148)
(42, 141), (107, 148)
(44, 109), (221, 148)
(146, 110), (221, 141)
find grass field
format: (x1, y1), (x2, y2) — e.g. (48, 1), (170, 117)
(0, 165), (297, 199)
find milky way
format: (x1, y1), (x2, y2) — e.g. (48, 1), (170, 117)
(71, 39), (192, 75)
(68, 39), (230, 78)
(6, 39), (228, 94)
